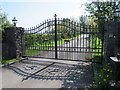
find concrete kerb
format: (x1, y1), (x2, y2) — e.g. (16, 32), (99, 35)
(0, 57), (29, 68)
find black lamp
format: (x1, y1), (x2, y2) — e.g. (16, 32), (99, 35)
(12, 17), (18, 26)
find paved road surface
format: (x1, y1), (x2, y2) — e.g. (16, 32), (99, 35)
(2, 58), (93, 88)
(2, 34), (93, 88)
(37, 34), (92, 60)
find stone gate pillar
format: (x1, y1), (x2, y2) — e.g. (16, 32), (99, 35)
(2, 27), (24, 60)
(104, 22), (120, 63)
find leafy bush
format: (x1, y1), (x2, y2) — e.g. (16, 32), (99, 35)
(25, 34), (38, 46)
(92, 63), (114, 88)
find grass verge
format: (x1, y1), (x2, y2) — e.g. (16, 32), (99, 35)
(0, 58), (21, 65)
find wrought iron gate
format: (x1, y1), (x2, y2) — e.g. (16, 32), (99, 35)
(23, 14), (103, 62)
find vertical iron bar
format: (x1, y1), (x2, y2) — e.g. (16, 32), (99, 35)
(29, 28), (31, 55)
(58, 18), (60, 59)
(39, 23), (41, 52)
(54, 14), (58, 59)
(96, 25), (99, 53)
(80, 24), (81, 52)
(72, 21), (74, 60)
(74, 22), (76, 37)
(92, 25), (94, 53)
(66, 19), (68, 60)
(62, 18), (64, 59)
(50, 18), (54, 57)
(85, 25), (88, 53)
(47, 19), (49, 53)
(57, 18), (60, 57)
(44, 21), (46, 53)
(38, 24), (40, 51)
(98, 25), (100, 53)
(95, 25), (97, 53)
(69, 19), (71, 60)
(77, 23), (79, 60)
(100, 25), (104, 64)
(43, 22), (44, 54)
(74, 22), (76, 60)
(89, 25), (91, 53)
(89, 25), (92, 58)
(43, 22), (45, 54)
(83, 25), (85, 53)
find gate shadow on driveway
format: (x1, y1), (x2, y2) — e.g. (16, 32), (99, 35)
(6, 59), (93, 88)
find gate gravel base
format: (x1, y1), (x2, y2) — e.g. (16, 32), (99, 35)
(2, 58), (93, 88)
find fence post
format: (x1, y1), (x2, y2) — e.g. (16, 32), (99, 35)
(54, 14), (58, 59)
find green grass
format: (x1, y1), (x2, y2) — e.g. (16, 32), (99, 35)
(25, 34), (81, 56)
(89, 35), (103, 63)
(25, 40), (65, 56)
(25, 49), (42, 56)
(0, 58), (21, 65)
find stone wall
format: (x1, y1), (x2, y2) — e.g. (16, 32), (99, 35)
(114, 22), (120, 56)
(2, 27), (24, 60)
(104, 21), (120, 63)
(104, 21), (120, 81)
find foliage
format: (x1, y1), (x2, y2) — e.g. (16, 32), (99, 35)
(0, 12), (12, 31)
(25, 38), (65, 56)
(85, 1), (120, 25)
(25, 30), (76, 48)
(24, 18), (82, 56)
(92, 63), (114, 88)
(88, 25), (103, 63)
(0, 9), (13, 42)
(79, 15), (89, 25)
(25, 32), (80, 56)
(25, 34), (39, 47)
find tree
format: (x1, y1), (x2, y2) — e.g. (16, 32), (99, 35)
(0, 8), (13, 42)
(85, 1), (120, 25)
(0, 9), (12, 31)
(79, 15), (88, 25)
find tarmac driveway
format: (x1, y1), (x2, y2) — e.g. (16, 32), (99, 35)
(2, 58), (93, 88)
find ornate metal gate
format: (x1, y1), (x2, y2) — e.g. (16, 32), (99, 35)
(23, 14), (103, 62)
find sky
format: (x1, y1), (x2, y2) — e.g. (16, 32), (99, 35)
(0, 0), (90, 28)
